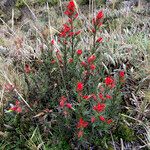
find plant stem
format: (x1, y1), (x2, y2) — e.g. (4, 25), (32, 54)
(71, 19), (74, 58)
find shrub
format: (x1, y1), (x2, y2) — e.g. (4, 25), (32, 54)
(2, 0), (127, 148)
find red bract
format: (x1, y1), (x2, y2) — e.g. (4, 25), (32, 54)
(90, 64), (96, 70)
(91, 116), (96, 123)
(51, 39), (55, 45)
(67, 0), (75, 11)
(15, 100), (20, 106)
(59, 31), (66, 37)
(96, 11), (104, 20)
(99, 93), (105, 101)
(66, 103), (72, 109)
(99, 116), (105, 121)
(93, 103), (105, 112)
(51, 60), (56, 64)
(106, 94), (112, 99)
(64, 0), (75, 17)
(82, 95), (89, 100)
(83, 94), (97, 101)
(10, 106), (22, 113)
(91, 94), (97, 101)
(119, 71), (125, 78)
(76, 49), (82, 55)
(96, 37), (103, 43)
(77, 118), (88, 128)
(93, 11), (104, 26)
(63, 24), (71, 32)
(74, 13), (78, 19)
(16, 107), (22, 113)
(87, 55), (96, 64)
(92, 28), (96, 33)
(75, 30), (80, 35)
(76, 82), (84, 92)
(64, 10), (72, 16)
(25, 64), (31, 73)
(59, 96), (67, 108)
(81, 61), (87, 67)
(107, 119), (113, 124)
(10, 106), (17, 111)
(68, 32), (74, 37)
(68, 58), (73, 63)
(78, 130), (83, 138)
(59, 24), (71, 38)
(56, 51), (63, 64)
(9, 101), (22, 113)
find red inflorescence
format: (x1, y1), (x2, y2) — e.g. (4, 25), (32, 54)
(96, 37), (103, 43)
(119, 71), (125, 78)
(104, 76), (115, 88)
(76, 82), (84, 92)
(87, 55), (96, 64)
(59, 96), (67, 108)
(25, 64), (31, 73)
(77, 118), (89, 128)
(90, 64), (96, 70)
(91, 116), (96, 123)
(99, 116), (105, 122)
(64, 0), (76, 17)
(93, 103), (105, 112)
(76, 49), (82, 55)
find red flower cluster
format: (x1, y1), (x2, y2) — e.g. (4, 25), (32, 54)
(119, 70), (125, 83)
(104, 76), (115, 88)
(99, 116), (105, 121)
(9, 100), (22, 113)
(83, 94), (97, 101)
(93, 11), (104, 26)
(77, 130), (83, 138)
(76, 49), (82, 55)
(77, 118), (88, 128)
(59, 24), (71, 37)
(77, 117), (88, 137)
(59, 20), (80, 39)
(64, 0), (76, 17)
(76, 82), (84, 92)
(107, 119), (113, 124)
(99, 116), (113, 124)
(96, 11), (104, 20)
(99, 93), (112, 100)
(93, 103), (105, 112)
(87, 55), (96, 64)
(59, 96), (73, 109)
(106, 94), (112, 99)
(99, 93), (105, 101)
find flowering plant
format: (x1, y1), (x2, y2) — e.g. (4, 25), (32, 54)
(4, 0), (126, 148)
